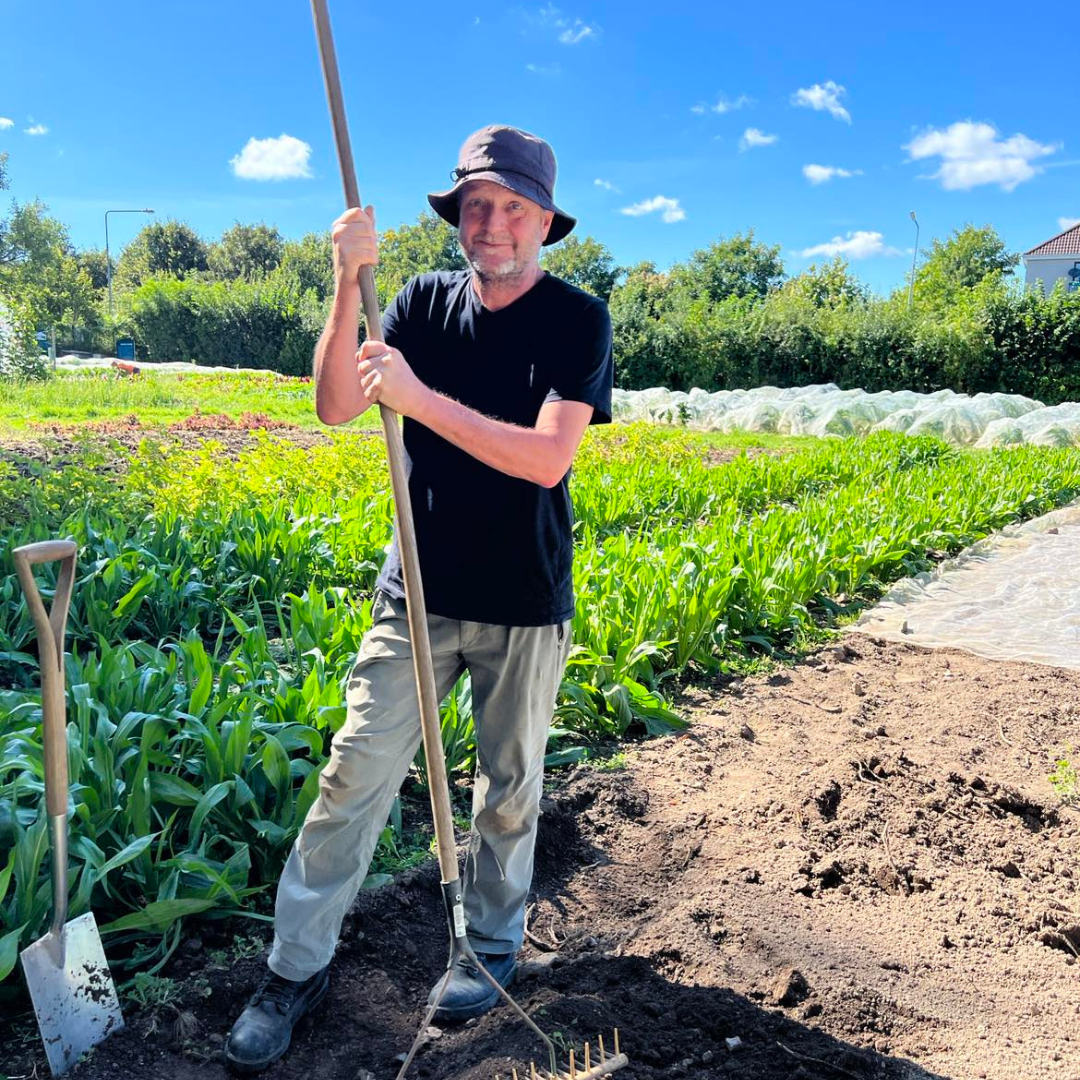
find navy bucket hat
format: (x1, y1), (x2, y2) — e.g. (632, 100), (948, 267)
(427, 125), (576, 246)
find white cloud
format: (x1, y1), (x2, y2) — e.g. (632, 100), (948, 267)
(712, 94), (751, 114)
(594, 178), (620, 193)
(0, 117), (13, 130)
(904, 121), (1058, 192)
(559, 21), (595, 43)
(797, 230), (902, 259)
(802, 163), (862, 184)
(792, 81), (851, 124)
(739, 127), (778, 151)
(620, 195), (686, 223)
(532, 5), (597, 43)
(1059, 217), (1080, 231)
(24, 124), (48, 136)
(692, 94), (751, 116)
(230, 134), (313, 181)
(525, 62), (561, 76)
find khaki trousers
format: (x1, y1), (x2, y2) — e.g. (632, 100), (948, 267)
(269, 591), (572, 981)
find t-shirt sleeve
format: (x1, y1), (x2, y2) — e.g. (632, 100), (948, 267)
(380, 277), (415, 354)
(544, 298), (614, 425)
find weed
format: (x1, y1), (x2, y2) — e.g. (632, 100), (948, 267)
(1049, 752), (1079, 804)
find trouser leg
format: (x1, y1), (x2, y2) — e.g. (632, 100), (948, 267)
(461, 618), (573, 955)
(269, 592), (465, 981)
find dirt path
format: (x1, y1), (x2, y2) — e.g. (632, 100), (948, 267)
(5, 641), (1079, 1080)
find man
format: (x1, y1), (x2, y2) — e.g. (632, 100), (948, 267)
(225, 124), (613, 1074)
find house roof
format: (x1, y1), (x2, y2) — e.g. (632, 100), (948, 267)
(1025, 223), (1080, 258)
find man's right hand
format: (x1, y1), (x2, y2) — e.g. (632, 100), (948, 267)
(331, 205), (378, 288)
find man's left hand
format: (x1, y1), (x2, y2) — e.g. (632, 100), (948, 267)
(356, 341), (431, 417)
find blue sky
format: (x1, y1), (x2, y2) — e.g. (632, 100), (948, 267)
(2, 0), (1077, 295)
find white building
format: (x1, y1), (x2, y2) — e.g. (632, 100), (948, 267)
(1023, 223), (1080, 294)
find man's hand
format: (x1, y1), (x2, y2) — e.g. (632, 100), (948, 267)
(331, 206), (378, 288)
(356, 341), (432, 417)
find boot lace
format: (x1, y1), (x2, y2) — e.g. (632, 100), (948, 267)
(252, 973), (302, 1014)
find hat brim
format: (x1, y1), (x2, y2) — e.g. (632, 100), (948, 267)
(428, 171), (575, 246)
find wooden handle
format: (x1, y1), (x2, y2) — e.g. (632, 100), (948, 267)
(310, 0), (461, 886)
(13, 539), (77, 566)
(13, 541), (76, 818)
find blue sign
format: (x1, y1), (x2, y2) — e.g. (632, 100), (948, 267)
(116, 338), (136, 361)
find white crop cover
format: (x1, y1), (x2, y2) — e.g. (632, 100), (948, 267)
(611, 384), (1080, 448)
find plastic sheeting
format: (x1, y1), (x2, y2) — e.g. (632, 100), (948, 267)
(849, 501), (1080, 672)
(610, 384), (1077, 447)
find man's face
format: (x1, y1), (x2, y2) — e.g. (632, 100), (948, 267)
(457, 179), (554, 283)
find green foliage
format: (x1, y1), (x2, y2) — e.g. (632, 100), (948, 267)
(76, 248), (110, 291)
(674, 229), (784, 303)
(208, 222), (285, 281)
(912, 223), (1019, 308)
(782, 257), (868, 308)
(375, 212), (465, 307)
(115, 220), (209, 289)
(541, 235), (621, 300)
(1049, 751), (1078, 805)
(279, 232), (334, 302)
(4, 422), (1080, 987)
(0, 292), (46, 380)
(122, 273), (322, 374)
(609, 248), (1080, 402)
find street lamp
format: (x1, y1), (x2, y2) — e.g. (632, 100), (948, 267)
(105, 208), (154, 321)
(907, 210), (919, 309)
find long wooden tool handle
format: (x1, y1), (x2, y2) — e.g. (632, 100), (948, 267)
(310, 0), (460, 889)
(13, 540), (77, 819)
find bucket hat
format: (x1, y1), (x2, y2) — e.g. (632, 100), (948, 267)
(428, 125), (575, 245)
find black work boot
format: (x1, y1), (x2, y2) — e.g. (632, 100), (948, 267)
(428, 951), (517, 1024)
(225, 966), (330, 1073)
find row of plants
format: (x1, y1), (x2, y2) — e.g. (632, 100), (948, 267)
(3, 425), (1080, 991)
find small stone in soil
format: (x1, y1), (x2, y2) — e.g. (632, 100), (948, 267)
(771, 967), (810, 1006)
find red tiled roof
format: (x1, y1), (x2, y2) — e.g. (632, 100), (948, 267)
(1025, 223), (1080, 257)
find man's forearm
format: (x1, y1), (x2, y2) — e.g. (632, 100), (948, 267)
(314, 283), (367, 426)
(413, 391), (586, 489)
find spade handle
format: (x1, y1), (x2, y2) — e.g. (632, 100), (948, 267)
(13, 540), (76, 819)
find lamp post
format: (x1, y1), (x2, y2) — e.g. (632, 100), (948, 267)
(907, 210), (919, 309)
(105, 208), (154, 321)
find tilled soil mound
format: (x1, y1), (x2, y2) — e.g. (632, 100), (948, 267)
(5, 637), (1079, 1080)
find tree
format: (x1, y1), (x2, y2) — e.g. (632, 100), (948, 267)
(781, 257), (868, 308)
(114, 219), (209, 288)
(0, 199), (68, 278)
(208, 221), (285, 281)
(279, 232), (335, 302)
(912, 224), (1019, 307)
(375, 212), (465, 307)
(674, 229), (784, 303)
(540, 235), (621, 300)
(76, 248), (110, 291)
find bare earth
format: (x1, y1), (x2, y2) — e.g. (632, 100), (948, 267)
(6, 635), (1078, 1080)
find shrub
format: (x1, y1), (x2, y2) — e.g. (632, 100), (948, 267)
(0, 291), (48, 379)
(121, 272), (323, 375)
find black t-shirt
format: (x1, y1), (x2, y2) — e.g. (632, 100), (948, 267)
(374, 269), (613, 626)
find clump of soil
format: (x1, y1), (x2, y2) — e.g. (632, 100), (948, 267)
(5, 636), (1078, 1079)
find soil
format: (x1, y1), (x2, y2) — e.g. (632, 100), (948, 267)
(5, 636), (1078, 1080)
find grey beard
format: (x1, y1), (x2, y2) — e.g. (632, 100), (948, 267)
(464, 250), (527, 284)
